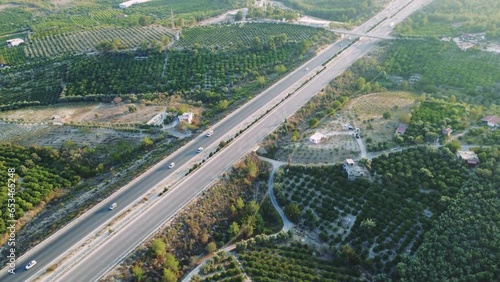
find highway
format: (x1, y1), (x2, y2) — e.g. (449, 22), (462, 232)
(0, 0), (432, 281)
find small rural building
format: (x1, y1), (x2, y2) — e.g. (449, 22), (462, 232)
(457, 150), (480, 168)
(119, 0), (151, 8)
(178, 112), (194, 124)
(442, 127), (453, 136)
(395, 123), (408, 135)
(481, 115), (500, 127)
(343, 159), (369, 181)
(7, 38), (24, 47)
(309, 132), (326, 144)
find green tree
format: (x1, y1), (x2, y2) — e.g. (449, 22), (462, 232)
(383, 111), (391, 119)
(256, 76), (266, 86)
(228, 221), (240, 237)
(236, 197), (245, 210)
(445, 140), (461, 153)
(251, 36), (262, 51)
(235, 10), (243, 21)
(399, 113), (411, 124)
(284, 203), (301, 222)
(164, 253), (180, 274)
(142, 136), (154, 149)
(218, 99), (229, 110)
(151, 239), (166, 258)
(111, 38), (122, 51)
(246, 159), (258, 179)
(355, 77), (366, 90)
(309, 118), (320, 128)
(162, 268), (177, 282)
(274, 64), (287, 74)
(360, 218), (376, 229)
(206, 242), (217, 253)
(139, 16), (152, 26)
(131, 264), (145, 281)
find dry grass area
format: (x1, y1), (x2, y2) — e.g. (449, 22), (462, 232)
(0, 102), (166, 124)
(348, 92), (415, 120)
(275, 134), (360, 164)
(347, 91), (416, 144)
(0, 121), (146, 148)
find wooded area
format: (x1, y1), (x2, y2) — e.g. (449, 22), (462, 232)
(0, 142), (103, 235)
(395, 0), (500, 39)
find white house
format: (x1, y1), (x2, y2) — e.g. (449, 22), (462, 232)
(309, 132), (325, 144)
(178, 112), (194, 124)
(119, 0), (151, 8)
(7, 38), (24, 47)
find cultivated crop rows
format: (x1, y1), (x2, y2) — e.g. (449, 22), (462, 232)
(25, 26), (174, 58)
(276, 147), (469, 274)
(237, 243), (361, 281)
(177, 23), (323, 48)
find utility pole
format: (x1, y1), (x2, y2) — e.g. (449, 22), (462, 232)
(170, 9), (175, 29)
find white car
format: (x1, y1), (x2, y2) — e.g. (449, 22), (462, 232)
(25, 260), (37, 270)
(206, 131), (213, 137)
(109, 203), (117, 210)
(168, 162), (175, 169)
(197, 147), (204, 153)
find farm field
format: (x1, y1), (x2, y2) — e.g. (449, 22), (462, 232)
(275, 134), (360, 164)
(279, 0), (389, 22)
(177, 23), (331, 48)
(381, 39), (500, 105)
(274, 146), (469, 276)
(25, 26), (175, 58)
(0, 0), (244, 37)
(346, 92), (416, 151)
(394, 0), (500, 38)
(1, 22), (329, 110)
(236, 242), (361, 281)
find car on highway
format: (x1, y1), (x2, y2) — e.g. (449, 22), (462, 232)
(109, 203), (117, 210)
(168, 162), (175, 169)
(197, 147), (204, 153)
(206, 130), (213, 137)
(25, 260), (37, 270)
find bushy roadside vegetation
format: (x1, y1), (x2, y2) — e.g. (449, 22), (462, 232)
(394, 0), (500, 39)
(119, 155), (281, 281)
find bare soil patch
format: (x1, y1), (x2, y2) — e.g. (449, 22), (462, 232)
(0, 102), (166, 124)
(347, 91), (416, 144)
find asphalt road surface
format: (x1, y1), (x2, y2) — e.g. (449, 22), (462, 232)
(0, 0), (432, 281)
